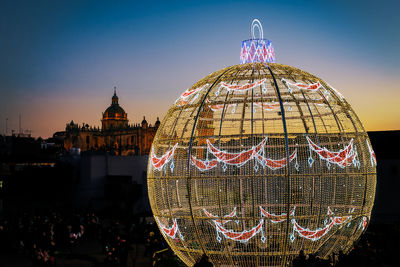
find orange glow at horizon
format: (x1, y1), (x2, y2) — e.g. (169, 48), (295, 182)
(6, 80), (398, 139)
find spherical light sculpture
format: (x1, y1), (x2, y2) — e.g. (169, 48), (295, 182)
(147, 19), (376, 266)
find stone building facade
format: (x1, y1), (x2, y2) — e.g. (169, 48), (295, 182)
(64, 90), (160, 156)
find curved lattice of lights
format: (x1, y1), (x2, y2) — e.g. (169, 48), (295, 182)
(147, 21), (376, 267)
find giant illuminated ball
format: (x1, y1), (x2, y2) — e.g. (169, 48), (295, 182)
(147, 20), (376, 266)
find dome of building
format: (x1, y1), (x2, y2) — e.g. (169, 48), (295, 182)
(102, 88), (128, 130)
(147, 20), (376, 266)
(103, 104), (127, 119)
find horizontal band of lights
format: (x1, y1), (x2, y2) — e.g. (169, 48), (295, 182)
(176, 77), (346, 114)
(157, 206), (363, 244)
(148, 63), (376, 267)
(150, 135), (363, 173)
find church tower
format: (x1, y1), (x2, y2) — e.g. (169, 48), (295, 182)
(101, 87), (129, 130)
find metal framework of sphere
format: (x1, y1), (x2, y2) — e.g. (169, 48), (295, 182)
(147, 42), (376, 267)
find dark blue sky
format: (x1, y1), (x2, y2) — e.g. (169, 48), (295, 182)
(0, 0), (399, 137)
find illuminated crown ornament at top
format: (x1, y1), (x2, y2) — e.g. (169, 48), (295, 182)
(147, 19), (376, 266)
(240, 19), (275, 64)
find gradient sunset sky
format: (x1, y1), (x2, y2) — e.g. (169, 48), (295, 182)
(0, 0), (399, 138)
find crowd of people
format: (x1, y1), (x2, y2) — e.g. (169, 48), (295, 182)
(0, 211), (101, 266)
(0, 209), (173, 267)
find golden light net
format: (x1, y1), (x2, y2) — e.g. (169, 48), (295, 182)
(147, 62), (376, 266)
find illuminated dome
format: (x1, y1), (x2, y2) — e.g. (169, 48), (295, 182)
(102, 87), (128, 130)
(147, 20), (376, 266)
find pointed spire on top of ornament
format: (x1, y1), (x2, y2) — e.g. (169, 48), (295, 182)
(240, 19), (275, 64)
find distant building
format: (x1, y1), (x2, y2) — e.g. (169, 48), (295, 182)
(63, 89), (160, 155)
(368, 130), (400, 223)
